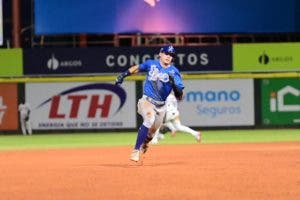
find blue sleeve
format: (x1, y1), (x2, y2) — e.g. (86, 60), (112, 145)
(174, 69), (185, 90)
(138, 60), (151, 72)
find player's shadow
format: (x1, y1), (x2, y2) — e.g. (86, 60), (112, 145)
(97, 161), (186, 168)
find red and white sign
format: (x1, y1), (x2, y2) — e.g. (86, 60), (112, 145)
(0, 84), (18, 130)
(26, 82), (136, 130)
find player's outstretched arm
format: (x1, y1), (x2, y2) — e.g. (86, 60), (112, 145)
(115, 65), (139, 85)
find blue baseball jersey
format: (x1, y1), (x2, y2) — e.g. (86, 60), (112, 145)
(139, 59), (184, 101)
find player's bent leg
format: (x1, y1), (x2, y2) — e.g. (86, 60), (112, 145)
(131, 100), (156, 161)
(134, 124), (150, 149)
(173, 119), (201, 142)
(140, 105), (166, 153)
(26, 121), (32, 135)
(141, 134), (153, 154)
(151, 129), (160, 144)
(140, 126), (157, 153)
(164, 121), (177, 137)
(20, 121), (27, 135)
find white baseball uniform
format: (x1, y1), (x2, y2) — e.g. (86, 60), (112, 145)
(151, 94), (200, 144)
(18, 103), (32, 135)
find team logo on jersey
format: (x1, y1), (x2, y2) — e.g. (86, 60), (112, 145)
(148, 65), (169, 82)
(144, 0), (160, 7)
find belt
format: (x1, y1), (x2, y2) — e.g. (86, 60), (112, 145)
(143, 95), (165, 107)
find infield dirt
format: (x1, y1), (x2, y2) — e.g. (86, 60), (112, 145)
(0, 142), (299, 200)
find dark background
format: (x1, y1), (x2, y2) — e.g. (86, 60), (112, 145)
(2, 0), (300, 48)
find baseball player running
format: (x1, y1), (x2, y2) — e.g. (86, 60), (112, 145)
(151, 93), (201, 144)
(115, 45), (184, 162)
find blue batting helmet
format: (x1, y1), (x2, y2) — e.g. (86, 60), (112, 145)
(160, 45), (176, 57)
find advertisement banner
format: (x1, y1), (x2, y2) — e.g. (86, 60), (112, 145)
(233, 43), (300, 71)
(25, 82), (136, 130)
(179, 79), (255, 127)
(0, 49), (23, 76)
(35, 0), (297, 34)
(261, 78), (300, 125)
(0, 84), (18, 130)
(23, 46), (231, 75)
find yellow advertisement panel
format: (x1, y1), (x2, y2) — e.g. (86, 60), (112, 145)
(233, 43), (300, 72)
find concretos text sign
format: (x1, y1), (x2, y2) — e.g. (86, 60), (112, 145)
(25, 82), (136, 130)
(23, 46), (231, 75)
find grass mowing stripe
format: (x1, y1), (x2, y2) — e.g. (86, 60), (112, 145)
(158, 129), (300, 145)
(0, 129), (299, 151)
(0, 133), (136, 150)
(202, 129), (300, 144)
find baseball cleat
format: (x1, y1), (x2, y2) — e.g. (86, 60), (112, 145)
(150, 138), (159, 144)
(195, 132), (201, 143)
(130, 149), (140, 162)
(157, 133), (165, 140)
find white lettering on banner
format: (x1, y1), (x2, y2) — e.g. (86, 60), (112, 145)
(117, 55), (127, 67)
(105, 53), (209, 68)
(37, 121), (123, 128)
(270, 85), (300, 112)
(176, 53), (209, 66)
(0, 96), (7, 124)
(106, 54), (157, 68)
(47, 54), (82, 70)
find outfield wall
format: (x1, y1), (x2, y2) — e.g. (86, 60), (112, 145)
(0, 43), (300, 133)
(0, 78), (299, 133)
(0, 43), (300, 77)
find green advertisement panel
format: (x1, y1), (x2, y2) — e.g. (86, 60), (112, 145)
(233, 43), (300, 71)
(261, 78), (300, 125)
(0, 48), (23, 76)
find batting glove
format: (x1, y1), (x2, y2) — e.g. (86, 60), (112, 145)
(115, 70), (131, 86)
(115, 75), (124, 85)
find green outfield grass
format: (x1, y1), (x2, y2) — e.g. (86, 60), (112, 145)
(0, 129), (300, 151)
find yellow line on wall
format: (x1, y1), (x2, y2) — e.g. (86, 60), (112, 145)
(0, 72), (299, 83)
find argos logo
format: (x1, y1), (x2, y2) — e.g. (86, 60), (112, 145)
(47, 54), (82, 70)
(37, 83), (126, 119)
